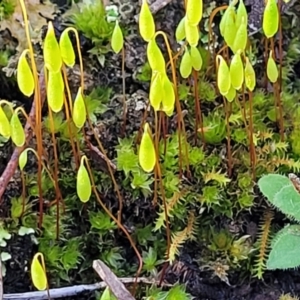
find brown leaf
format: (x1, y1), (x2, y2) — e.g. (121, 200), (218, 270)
(0, 0), (57, 52)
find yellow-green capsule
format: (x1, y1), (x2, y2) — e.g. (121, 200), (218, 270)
(225, 85), (236, 102)
(111, 20), (124, 54)
(59, 29), (75, 68)
(47, 71), (64, 113)
(263, 0), (279, 38)
(232, 20), (247, 53)
(19, 149), (29, 171)
(161, 74), (175, 114)
(219, 6), (231, 37)
(190, 46), (202, 71)
(139, 123), (156, 173)
(267, 51), (278, 83)
(17, 50), (35, 97)
(149, 71), (163, 111)
(139, 0), (155, 42)
(73, 87), (86, 129)
(230, 52), (244, 90)
(180, 48), (192, 78)
(175, 16), (186, 42)
(43, 22), (62, 73)
(236, 0), (248, 28)
(77, 157), (92, 203)
(31, 253), (47, 291)
(10, 111), (25, 147)
(217, 55), (231, 96)
(185, 19), (199, 47)
(147, 38), (165, 73)
(186, 0), (203, 26)
(244, 57), (256, 92)
(223, 6), (237, 49)
(0, 106), (11, 139)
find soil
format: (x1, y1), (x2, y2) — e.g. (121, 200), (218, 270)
(0, 0), (300, 299)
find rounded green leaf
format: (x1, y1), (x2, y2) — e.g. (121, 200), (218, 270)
(43, 22), (62, 73)
(31, 253), (47, 291)
(139, 0), (155, 42)
(59, 29), (75, 67)
(190, 45), (202, 71)
(175, 16), (186, 42)
(186, 0), (203, 26)
(267, 51), (278, 83)
(180, 48), (192, 78)
(77, 157), (92, 203)
(0, 106), (11, 139)
(10, 111), (25, 147)
(185, 19), (199, 47)
(263, 0), (279, 38)
(244, 57), (256, 92)
(149, 71), (163, 111)
(230, 52), (244, 90)
(111, 20), (124, 54)
(147, 38), (165, 73)
(161, 74), (175, 114)
(267, 224), (300, 270)
(47, 71), (64, 113)
(217, 55), (231, 96)
(139, 123), (156, 172)
(72, 87), (86, 129)
(17, 50), (35, 97)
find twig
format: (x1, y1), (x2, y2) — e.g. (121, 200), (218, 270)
(2, 277), (154, 300)
(0, 70), (46, 201)
(93, 260), (136, 300)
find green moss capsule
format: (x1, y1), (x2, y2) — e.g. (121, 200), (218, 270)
(263, 0), (279, 38)
(190, 46), (202, 71)
(267, 51), (278, 83)
(0, 106), (11, 139)
(77, 156), (92, 203)
(17, 50), (35, 97)
(230, 51), (244, 90)
(149, 71), (163, 111)
(10, 111), (25, 147)
(72, 87), (86, 129)
(180, 48), (192, 78)
(186, 0), (203, 26)
(139, 0), (155, 42)
(43, 22), (62, 73)
(244, 57), (256, 92)
(217, 55), (231, 96)
(111, 20), (124, 54)
(147, 38), (166, 73)
(139, 123), (156, 173)
(59, 29), (75, 67)
(47, 71), (64, 113)
(185, 19), (199, 47)
(175, 16), (186, 42)
(161, 74), (175, 114)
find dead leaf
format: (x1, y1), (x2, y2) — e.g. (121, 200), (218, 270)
(0, 0), (57, 52)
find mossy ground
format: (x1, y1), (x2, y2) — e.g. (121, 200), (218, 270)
(1, 0), (300, 299)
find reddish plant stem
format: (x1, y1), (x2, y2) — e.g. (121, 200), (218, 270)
(0, 71), (46, 202)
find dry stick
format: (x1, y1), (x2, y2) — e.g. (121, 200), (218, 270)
(93, 260), (135, 300)
(1, 277), (163, 300)
(0, 71), (46, 201)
